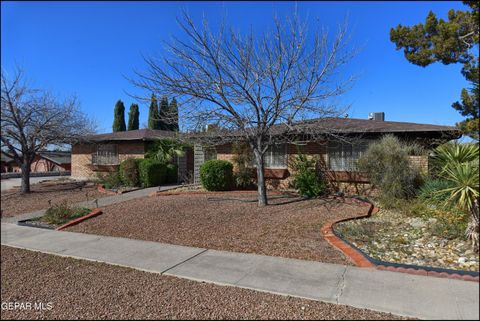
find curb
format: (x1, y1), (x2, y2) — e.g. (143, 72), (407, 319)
(321, 197), (480, 282)
(56, 209), (103, 231)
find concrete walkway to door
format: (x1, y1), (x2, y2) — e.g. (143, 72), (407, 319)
(1, 223), (478, 320)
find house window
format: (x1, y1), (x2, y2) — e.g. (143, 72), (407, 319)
(204, 146), (217, 161)
(328, 141), (368, 171)
(264, 144), (287, 168)
(92, 144), (119, 165)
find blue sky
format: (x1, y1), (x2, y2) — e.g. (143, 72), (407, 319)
(1, 1), (469, 133)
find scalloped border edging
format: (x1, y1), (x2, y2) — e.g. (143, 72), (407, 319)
(321, 197), (480, 282)
(55, 209), (102, 231)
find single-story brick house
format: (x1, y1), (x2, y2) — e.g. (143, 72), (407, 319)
(71, 115), (460, 188)
(71, 129), (194, 181)
(1, 151), (71, 173)
(189, 115), (460, 189)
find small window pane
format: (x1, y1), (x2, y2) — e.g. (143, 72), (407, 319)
(265, 144), (287, 168)
(328, 141), (368, 171)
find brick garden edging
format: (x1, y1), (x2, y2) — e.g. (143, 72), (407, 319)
(97, 184), (119, 195)
(56, 209), (102, 231)
(321, 197), (480, 282)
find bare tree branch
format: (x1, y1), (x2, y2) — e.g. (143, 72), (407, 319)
(1, 67), (96, 193)
(130, 11), (357, 206)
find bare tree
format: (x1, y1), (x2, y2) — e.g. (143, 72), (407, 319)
(132, 11), (356, 206)
(1, 68), (96, 193)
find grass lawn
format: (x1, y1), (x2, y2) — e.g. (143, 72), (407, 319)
(0, 246), (409, 320)
(1, 180), (108, 217)
(67, 192), (369, 265)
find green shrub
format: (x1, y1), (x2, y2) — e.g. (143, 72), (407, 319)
(97, 170), (122, 189)
(291, 153), (326, 197)
(200, 160), (233, 191)
(165, 164), (178, 184)
(232, 142), (254, 189)
(145, 138), (186, 163)
(42, 200), (91, 225)
(357, 135), (422, 203)
(417, 179), (455, 204)
(119, 158), (140, 187)
(138, 159), (167, 187)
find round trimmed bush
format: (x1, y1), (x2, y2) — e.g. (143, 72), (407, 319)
(165, 164), (178, 184)
(200, 160), (233, 191)
(138, 158), (167, 187)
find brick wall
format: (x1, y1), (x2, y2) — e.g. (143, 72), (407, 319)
(409, 155), (429, 174)
(213, 142), (328, 189)
(71, 141), (145, 180)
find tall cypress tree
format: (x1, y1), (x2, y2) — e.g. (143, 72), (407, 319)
(148, 94), (159, 129)
(127, 103), (140, 130)
(169, 97), (179, 131)
(159, 96), (169, 130)
(112, 100), (126, 132)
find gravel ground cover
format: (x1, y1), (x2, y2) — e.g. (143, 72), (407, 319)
(0, 246), (410, 320)
(335, 209), (479, 272)
(68, 193), (368, 264)
(1, 180), (107, 217)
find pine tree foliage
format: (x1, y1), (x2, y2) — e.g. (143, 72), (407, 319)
(390, 1), (479, 139)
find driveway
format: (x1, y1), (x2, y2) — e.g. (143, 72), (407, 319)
(1, 176), (69, 191)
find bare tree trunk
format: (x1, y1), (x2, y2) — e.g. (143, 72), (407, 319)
(20, 161), (31, 194)
(254, 148), (268, 207)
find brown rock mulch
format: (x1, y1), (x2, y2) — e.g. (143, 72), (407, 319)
(0, 246), (411, 320)
(67, 192), (369, 265)
(1, 180), (108, 217)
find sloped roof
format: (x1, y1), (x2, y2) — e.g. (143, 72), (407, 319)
(38, 151), (71, 165)
(285, 117), (458, 134)
(1, 154), (14, 163)
(78, 118), (460, 144)
(185, 117), (460, 141)
(82, 129), (178, 142)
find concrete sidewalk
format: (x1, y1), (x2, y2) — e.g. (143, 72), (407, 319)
(1, 184), (179, 223)
(1, 223), (478, 320)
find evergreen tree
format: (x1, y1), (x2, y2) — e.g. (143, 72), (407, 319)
(158, 96), (169, 130)
(112, 100), (126, 132)
(169, 97), (179, 131)
(390, 1), (479, 139)
(127, 103), (140, 130)
(148, 94), (159, 130)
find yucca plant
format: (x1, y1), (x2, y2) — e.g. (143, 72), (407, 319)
(431, 143), (479, 250)
(430, 143), (479, 176)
